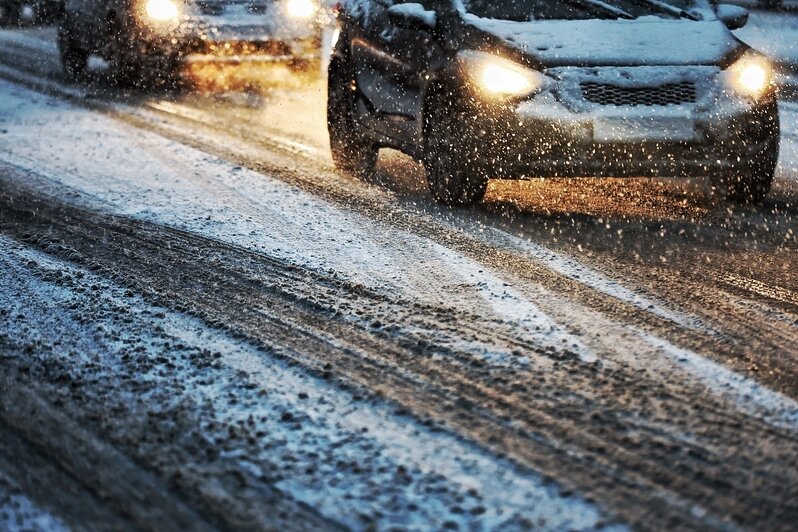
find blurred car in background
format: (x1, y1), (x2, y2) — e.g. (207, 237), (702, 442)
(58, 0), (327, 84)
(0, 0), (61, 25)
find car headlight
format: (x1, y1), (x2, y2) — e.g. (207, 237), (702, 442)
(144, 0), (180, 23)
(286, 0), (317, 19)
(459, 51), (544, 100)
(725, 52), (775, 100)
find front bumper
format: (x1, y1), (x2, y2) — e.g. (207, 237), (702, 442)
(182, 36), (320, 64)
(132, 19), (321, 64)
(466, 67), (779, 179)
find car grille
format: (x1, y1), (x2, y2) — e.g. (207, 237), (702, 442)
(580, 81), (697, 107)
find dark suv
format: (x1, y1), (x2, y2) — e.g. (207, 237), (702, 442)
(59, 0), (324, 84)
(327, 0), (780, 205)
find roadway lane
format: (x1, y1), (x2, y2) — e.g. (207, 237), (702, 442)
(0, 21), (797, 531)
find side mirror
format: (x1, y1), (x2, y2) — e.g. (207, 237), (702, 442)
(387, 3), (437, 31)
(716, 4), (749, 30)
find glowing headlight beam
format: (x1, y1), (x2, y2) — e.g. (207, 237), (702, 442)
(460, 51), (543, 100)
(481, 62), (536, 97)
(738, 63), (768, 95)
(145, 0), (180, 22)
(286, 0), (317, 19)
(727, 54), (774, 99)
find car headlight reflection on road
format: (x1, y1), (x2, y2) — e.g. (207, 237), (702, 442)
(459, 51), (543, 100)
(726, 53), (774, 99)
(286, 0), (317, 19)
(145, 0), (180, 23)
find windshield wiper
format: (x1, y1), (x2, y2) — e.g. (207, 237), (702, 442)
(566, 0), (635, 20)
(628, 0), (702, 20)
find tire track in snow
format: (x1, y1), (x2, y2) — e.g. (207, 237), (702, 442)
(3, 179), (798, 530)
(1, 74), (796, 439)
(1, 60), (798, 524)
(431, 244), (598, 364)
(718, 272), (798, 307)
(636, 330), (798, 431)
(443, 230), (798, 433)
(0, 74), (794, 433)
(0, 236), (613, 531)
(0, 55), (790, 346)
(486, 227), (708, 332)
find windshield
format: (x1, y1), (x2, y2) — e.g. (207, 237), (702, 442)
(462, 0), (700, 21)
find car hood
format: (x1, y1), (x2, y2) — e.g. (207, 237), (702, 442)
(462, 15), (744, 67)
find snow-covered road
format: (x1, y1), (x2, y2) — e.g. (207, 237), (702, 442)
(0, 20), (797, 531)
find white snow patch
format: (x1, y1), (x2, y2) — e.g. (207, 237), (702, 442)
(158, 313), (610, 530)
(432, 244), (598, 363)
(387, 3), (437, 28)
(493, 229), (707, 331)
(0, 489), (69, 532)
(0, 78), (600, 367)
(777, 102), (798, 183)
(638, 330), (798, 431)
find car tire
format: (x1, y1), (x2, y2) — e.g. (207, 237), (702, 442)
(327, 54), (378, 178)
(423, 93), (488, 207)
(713, 135), (779, 204)
(58, 21), (89, 80)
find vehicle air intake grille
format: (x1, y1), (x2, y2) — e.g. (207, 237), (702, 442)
(580, 81), (697, 107)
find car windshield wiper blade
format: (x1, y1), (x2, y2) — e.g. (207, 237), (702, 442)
(628, 0), (702, 20)
(566, 0), (635, 19)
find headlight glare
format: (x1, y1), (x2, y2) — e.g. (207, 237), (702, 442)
(144, 0), (180, 22)
(726, 53), (774, 99)
(286, 0), (317, 19)
(460, 51), (543, 100)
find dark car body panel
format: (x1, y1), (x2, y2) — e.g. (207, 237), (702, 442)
(335, 0), (775, 178)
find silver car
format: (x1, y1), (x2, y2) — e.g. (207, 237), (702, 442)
(59, 0), (325, 84)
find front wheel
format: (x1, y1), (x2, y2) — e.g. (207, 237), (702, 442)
(423, 95), (488, 207)
(712, 135), (779, 204)
(327, 55), (377, 178)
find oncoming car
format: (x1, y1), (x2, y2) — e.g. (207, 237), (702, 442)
(327, 0), (780, 205)
(58, 0), (326, 83)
